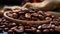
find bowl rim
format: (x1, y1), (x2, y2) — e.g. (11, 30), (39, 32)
(4, 11), (52, 25)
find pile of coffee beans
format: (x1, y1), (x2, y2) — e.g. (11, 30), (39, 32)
(0, 17), (60, 34)
(7, 8), (54, 21)
(1, 8), (60, 34)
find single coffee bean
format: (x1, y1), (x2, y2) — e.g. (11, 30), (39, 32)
(31, 27), (36, 32)
(32, 13), (39, 17)
(36, 29), (41, 34)
(51, 15), (55, 18)
(43, 29), (50, 33)
(50, 29), (54, 32)
(12, 13), (18, 18)
(45, 17), (51, 20)
(11, 27), (17, 31)
(44, 12), (51, 17)
(55, 26), (60, 32)
(38, 25), (42, 29)
(12, 23), (16, 26)
(25, 13), (31, 18)
(14, 28), (23, 34)
(50, 24), (55, 29)
(8, 29), (13, 34)
(4, 27), (9, 32)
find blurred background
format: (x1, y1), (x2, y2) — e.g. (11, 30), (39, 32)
(0, 0), (44, 6)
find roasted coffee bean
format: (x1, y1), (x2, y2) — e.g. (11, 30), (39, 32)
(0, 25), (6, 29)
(44, 12), (51, 17)
(18, 26), (24, 29)
(38, 25), (42, 29)
(19, 15), (26, 20)
(58, 17), (60, 20)
(2, 19), (6, 22)
(7, 13), (12, 17)
(43, 29), (50, 33)
(50, 24), (55, 29)
(19, 28), (24, 33)
(12, 23), (16, 26)
(31, 27), (36, 32)
(42, 24), (49, 28)
(25, 13), (31, 18)
(14, 28), (23, 34)
(50, 29), (54, 32)
(45, 17), (51, 20)
(38, 15), (44, 20)
(47, 24), (55, 29)
(0, 18), (2, 22)
(8, 29), (13, 34)
(4, 27), (9, 32)
(12, 13), (18, 18)
(30, 10), (35, 13)
(11, 27), (17, 30)
(32, 13), (39, 17)
(47, 24), (51, 28)
(36, 29), (41, 34)
(38, 11), (44, 16)
(7, 23), (13, 28)
(55, 26), (60, 32)
(51, 15), (55, 18)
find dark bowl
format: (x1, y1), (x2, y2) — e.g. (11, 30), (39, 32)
(4, 11), (52, 26)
